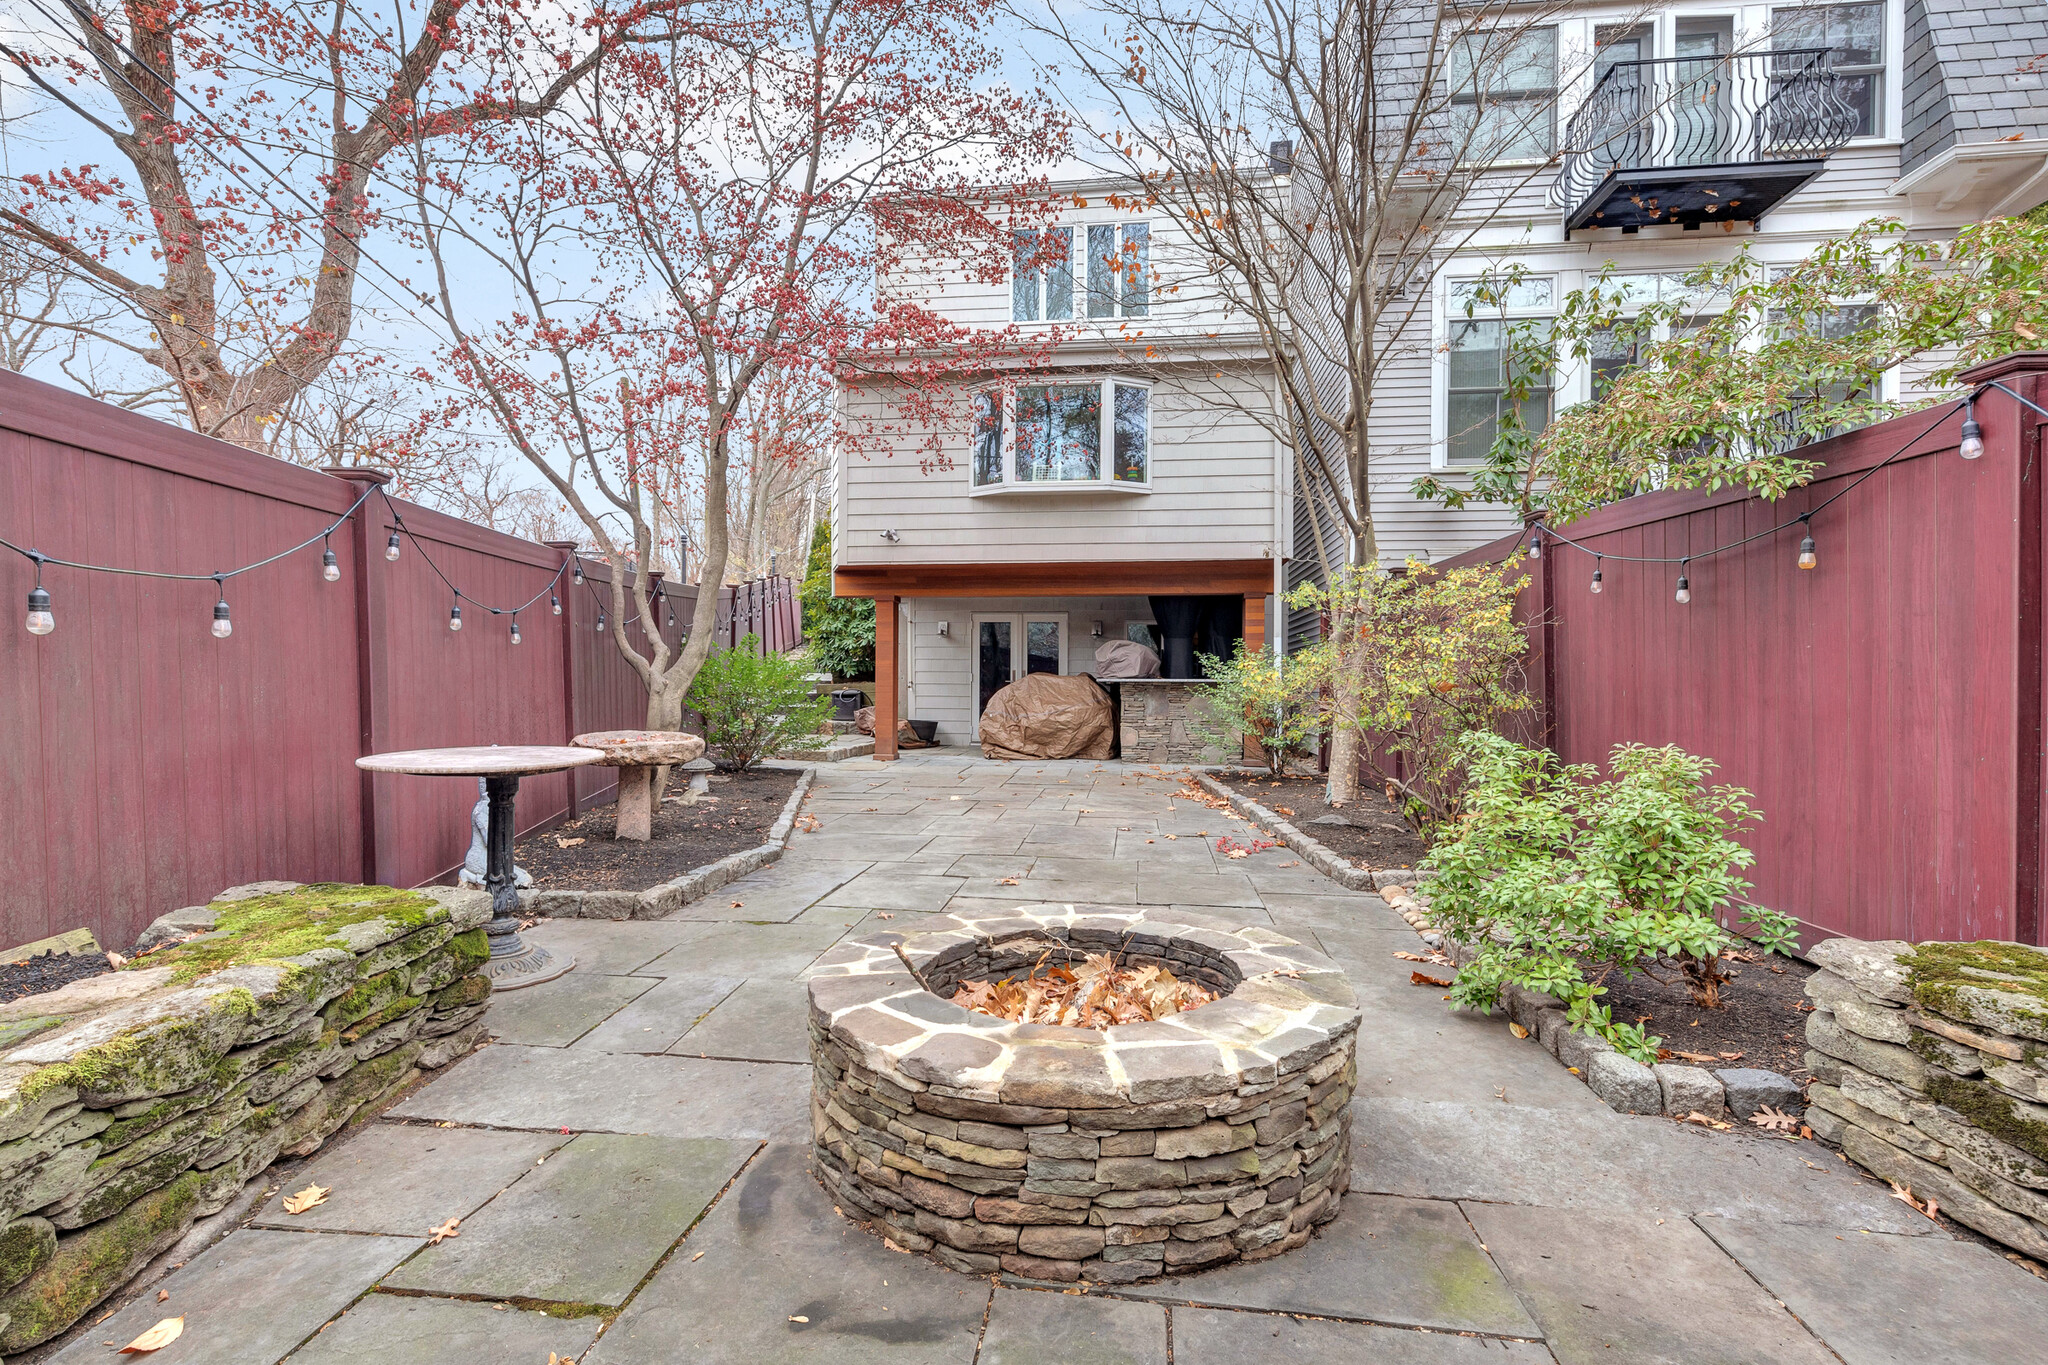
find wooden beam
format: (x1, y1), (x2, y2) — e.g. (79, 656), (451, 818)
(874, 595), (900, 761)
(1242, 592), (1266, 766)
(835, 559), (1276, 600)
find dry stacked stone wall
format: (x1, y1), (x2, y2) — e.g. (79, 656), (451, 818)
(806, 906), (1361, 1284)
(1802, 936), (2048, 1260)
(0, 881), (492, 1352)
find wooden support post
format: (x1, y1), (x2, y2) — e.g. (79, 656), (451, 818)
(545, 541), (583, 815)
(875, 595), (900, 761)
(1242, 592), (1267, 766)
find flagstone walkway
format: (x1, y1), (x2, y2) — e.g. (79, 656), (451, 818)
(38, 752), (2048, 1364)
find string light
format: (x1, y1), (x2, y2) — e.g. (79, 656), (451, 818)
(597, 610), (607, 633)
(572, 560), (585, 586)
(321, 536), (340, 582)
(211, 577), (233, 639)
(449, 602), (463, 632)
(1959, 398), (1984, 460)
(509, 614), (521, 645)
(1527, 530), (1543, 559)
(1674, 562), (1692, 605)
(1590, 555), (1603, 594)
(385, 531), (402, 562)
(550, 594), (561, 616)
(25, 560), (53, 635)
(1797, 516), (1818, 570)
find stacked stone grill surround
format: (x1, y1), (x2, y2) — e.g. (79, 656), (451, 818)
(806, 905), (1361, 1285)
(0, 881), (493, 1353)
(1801, 936), (2048, 1262)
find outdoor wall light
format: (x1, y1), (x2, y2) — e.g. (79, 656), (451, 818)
(1091, 620), (1104, 638)
(1959, 398), (1985, 460)
(25, 583), (53, 635)
(880, 529), (901, 541)
(936, 620), (950, 637)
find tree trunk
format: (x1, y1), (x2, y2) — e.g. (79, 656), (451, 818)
(645, 673), (689, 803)
(1323, 594), (1365, 805)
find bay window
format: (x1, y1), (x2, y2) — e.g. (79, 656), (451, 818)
(969, 379), (1151, 491)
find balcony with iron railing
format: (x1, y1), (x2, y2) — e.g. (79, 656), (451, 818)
(1550, 48), (1861, 236)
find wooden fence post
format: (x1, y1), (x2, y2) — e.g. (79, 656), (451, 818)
(545, 541), (582, 815)
(325, 467), (395, 885)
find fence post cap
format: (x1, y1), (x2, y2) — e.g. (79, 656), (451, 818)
(1959, 350), (2048, 386)
(322, 465), (394, 485)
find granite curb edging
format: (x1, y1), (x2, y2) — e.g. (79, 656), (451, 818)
(807, 903), (1362, 1285)
(1190, 772), (1417, 893)
(519, 765), (817, 921)
(1378, 883), (1804, 1126)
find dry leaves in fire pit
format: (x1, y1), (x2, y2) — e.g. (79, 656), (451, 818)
(951, 952), (1217, 1028)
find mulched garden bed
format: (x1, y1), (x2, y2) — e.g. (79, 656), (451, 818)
(1218, 772), (1431, 870)
(1586, 941), (1819, 1077)
(513, 767), (800, 891)
(0, 950), (114, 1005)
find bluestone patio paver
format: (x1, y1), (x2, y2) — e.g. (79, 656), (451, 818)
(1112, 1193), (1537, 1335)
(1462, 1202), (1839, 1365)
(1172, 1307), (1552, 1364)
(388, 1045), (809, 1140)
(518, 918), (694, 975)
(637, 921), (845, 978)
(574, 973), (744, 1053)
(664, 857), (871, 921)
(382, 1133), (755, 1306)
(50, 1229), (419, 1365)
(588, 1144), (990, 1365)
(484, 970), (657, 1046)
(675, 979), (813, 1061)
(280, 1294), (601, 1364)
(248, 1123), (564, 1234)
(814, 869), (969, 912)
(1698, 1217), (2048, 1364)
(978, 1288), (1166, 1365)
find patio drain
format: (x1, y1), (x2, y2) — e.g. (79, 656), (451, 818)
(806, 905), (1360, 1283)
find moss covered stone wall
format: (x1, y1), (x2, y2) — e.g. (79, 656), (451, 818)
(0, 881), (493, 1352)
(1803, 936), (2048, 1260)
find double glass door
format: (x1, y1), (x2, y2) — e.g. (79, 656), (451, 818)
(976, 614), (1067, 714)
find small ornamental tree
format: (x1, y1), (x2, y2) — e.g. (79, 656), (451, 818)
(1422, 732), (1798, 1064)
(1189, 643), (1318, 776)
(800, 519), (875, 681)
(686, 637), (833, 771)
(1290, 561), (1531, 832)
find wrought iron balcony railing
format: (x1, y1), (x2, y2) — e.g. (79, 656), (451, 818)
(1550, 48), (1861, 234)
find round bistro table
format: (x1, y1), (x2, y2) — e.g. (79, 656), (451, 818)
(355, 745), (607, 989)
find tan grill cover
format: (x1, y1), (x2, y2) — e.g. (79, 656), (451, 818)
(979, 673), (1114, 761)
(1094, 638), (1161, 679)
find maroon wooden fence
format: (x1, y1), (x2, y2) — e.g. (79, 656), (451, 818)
(1441, 351), (2048, 948)
(0, 368), (796, 951)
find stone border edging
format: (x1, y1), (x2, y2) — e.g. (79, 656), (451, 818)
(520, 764), (816, 921)
(1190, 772), (1414, 893)
(1378, 882), (1804, 1125)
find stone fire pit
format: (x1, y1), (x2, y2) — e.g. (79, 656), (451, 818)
(806, 905), (1360, 1284)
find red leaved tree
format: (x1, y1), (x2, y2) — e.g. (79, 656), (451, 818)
(0, 0), (674, 448)
(408, 0), (1068, 730)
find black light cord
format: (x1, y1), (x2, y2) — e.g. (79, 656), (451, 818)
(379, 491), (570, 618)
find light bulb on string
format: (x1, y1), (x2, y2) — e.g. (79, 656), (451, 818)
(25, 582), (53, 635)
(449, 602), (463, 632)
(1797, 517), (1818, 571)
(510, 615), (522, 645)
(321, 536), (340, 582)
(1590, 556), (1603, 594)
(385, 531), (402, 562)
(572, 560), (585, 586)
(1674, 563), (1692, 606)
(1527, 530), (1542, 559)
(1959, 397), (1985, 460)
(550, 594), (561, 616)
(597, 610), (607, 633)
(211, 577), (233, 639)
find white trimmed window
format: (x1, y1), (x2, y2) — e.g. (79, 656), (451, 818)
(1012, 228), (1075, 322)
(969, 379), (1151, 491)
(1771, 3), (1886, 138)
(1443, 277), (1554, 466)
(1449, 27), (1558, 165)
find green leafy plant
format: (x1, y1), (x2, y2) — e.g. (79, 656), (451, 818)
(1289, 560), (1532, 832)
(1414, 215), (2048, 525)
(1421, 732), (1798, 1064)
(1188, 642), (1318, 776)
(685, 635), (833, 771)
(799, 518), (874, 681)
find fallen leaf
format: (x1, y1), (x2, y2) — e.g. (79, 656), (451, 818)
(1392, 951), (1430, 962)
(156, 1290), (169, 1303)
(1225, 849), (1249, 860)
(996, 877), (1020, 886)
(428, 1217), (461, 1245)
(106, 951), (128, 968)
(692, 1251), (704, 1261)
(876, 912), (894, 920)
(789, 1315), (809, 1323)
(281, 1184), (329, 1215)
(1749, 1105), (1802, 1132)
(730, 901), (744, 909)
(1666, 1048), (1722, 1064)
(1717, 1051), (1744, 1061)
(556, 836), (585, 848)
(120, 1318), (183, 1354)
(1273, 806), (1295, 816)
(1507, 1021), (1529, 1039)
(1410, 971), (1452, 988)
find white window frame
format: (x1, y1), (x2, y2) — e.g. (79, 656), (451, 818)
(1430, 274), (1556, 471)
(1767, 0), (1898, 143)
(970, 612), (1070, 715)
(968, 377), (1154, 494)
(1448, 24), (1561, 169)
(1011, 226), (1075, 323)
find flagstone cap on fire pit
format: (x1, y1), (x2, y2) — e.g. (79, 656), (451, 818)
(807, 904), (1359, 1107)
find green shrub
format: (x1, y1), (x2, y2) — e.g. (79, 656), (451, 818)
(1189, 642), (1318, 776)
(685, 635), (832, 771)
(799, 519), (874, 681)
(1421, 732), (1797, 1063)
